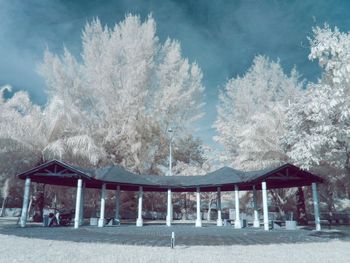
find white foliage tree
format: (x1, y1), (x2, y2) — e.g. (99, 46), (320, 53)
(214, 55), (302, 171)
(283, 24), (350, 199)
(0, 14), (205, 216)
(0, 85), (43, 165)
(38, 14), (205, 173)
(172, 139), (218, 220)
(0, 85), (45, 213)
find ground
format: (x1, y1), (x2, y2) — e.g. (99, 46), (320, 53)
(0, 218), (350, 262)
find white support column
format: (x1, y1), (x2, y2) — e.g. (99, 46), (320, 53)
(234, 185), (242, 229)
(312, 183), (321, 231)
(98, 183), (106, 227)
(20, 177), (31, 228)
(74, 179), (82, 229)
(79, 182), (85, 226)
(262, 181), (269, 231)
(253, 185), (260, 228)
(115, 185), (120, 221)
(195, 187), (202, 227)
(216, 186), (223, 226)
(166, 188), (172, 226)
(136, 186), (143, 227)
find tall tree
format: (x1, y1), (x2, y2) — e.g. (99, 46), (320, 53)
(214, 56), (302, 218)
(214, 55), (302, 170)
(283, 24), (350, 203)
(0, 85), (45, 217)
(38, 14), (205, 174)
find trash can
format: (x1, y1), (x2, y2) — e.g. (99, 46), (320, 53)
(43, 215), (49, 227)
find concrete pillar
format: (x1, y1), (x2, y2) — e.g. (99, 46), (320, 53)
(115, 185), (120, 221)
(20, 177), (31, 227)
(98, 183), (106, 227)
(136, 186), (143, 227)
(79, 182), (85, 226)
(312, 183), (321, 231)
(195, 187), (202, 227)
(166, 188), (172, 226)
(253, 185), (260, 228)
(216, 187), (223, 226)
(262, 181), (269, 231)
(234, 185), (242, 229)
(74, 179), (82, 229)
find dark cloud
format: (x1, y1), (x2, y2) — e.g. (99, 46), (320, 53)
(1, 0), (350, 146)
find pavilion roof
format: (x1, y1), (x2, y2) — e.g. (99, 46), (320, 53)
(17, 160), (323, 192)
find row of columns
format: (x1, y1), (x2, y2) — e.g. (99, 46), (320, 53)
(20, 178), (322, 232)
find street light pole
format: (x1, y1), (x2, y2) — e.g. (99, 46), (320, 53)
(169, 128), (173, 177)
(166, 127), (173, 226)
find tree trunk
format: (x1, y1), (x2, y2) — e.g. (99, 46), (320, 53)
(0, 197), (7, 217)
(296, 187), (307, 225)
(269, 190), (286, 219)
(326, 183), (335, 229)
(32, 184), (45, 222)
(207, 199), (212, 222)
(345, 150), (350, 199)
(1, 178), (10, 217)
(27, 194), (33, 220)
(183, 193), (188, 220)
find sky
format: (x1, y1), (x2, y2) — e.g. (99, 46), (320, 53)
(1, 0), (350, 148)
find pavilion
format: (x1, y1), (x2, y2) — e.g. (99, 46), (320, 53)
(17, 159), (323, 231)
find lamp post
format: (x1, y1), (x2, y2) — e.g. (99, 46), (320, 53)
(166, 127), (174, 226)
(168, 127), (173, 177)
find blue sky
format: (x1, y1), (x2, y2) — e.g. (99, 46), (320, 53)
(1, 0), (350, 147)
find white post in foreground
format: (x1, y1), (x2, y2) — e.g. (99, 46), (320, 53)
(216, 187), (223, 226)
(79, 182), (85, 226)
(234, 185), (242, 229)
(98, 183), (106, 227)
(136, 186), (143, 227)
(262, 181), (269, 231)
(312, 183), (321, 231)
(20, 177), (31, 227)
(166, 188), (172, 226)
(253, 185), (260, 228)
(74, 179), (82, 229)
(195, 187), (202, 227)
(115, 185), (121, 221)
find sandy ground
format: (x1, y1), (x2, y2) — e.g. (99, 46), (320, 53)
(0, 234), (349, 263)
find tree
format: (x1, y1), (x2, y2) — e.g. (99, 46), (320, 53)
(0, 85), (44, 217)
(283, 25), (350, 199)
(172, 141), (216, 221)
(38, 14), (205, 174)
(214, 56), (303, 218)
(214, 55), (302, 171)
(5, 14), (204, 217)
(173, 135), (206, 167)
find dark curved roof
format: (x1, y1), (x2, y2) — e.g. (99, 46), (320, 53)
(17, 160), (323, 192)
